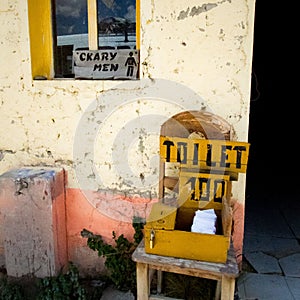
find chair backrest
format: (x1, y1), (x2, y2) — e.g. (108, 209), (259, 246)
(158, 110), (233, 206)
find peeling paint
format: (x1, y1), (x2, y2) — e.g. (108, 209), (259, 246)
(177, 3), (218, 20)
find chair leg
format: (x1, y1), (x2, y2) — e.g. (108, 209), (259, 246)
(215, 280), (221, 300)
(136, 262), (149, 300)
(157, 270), (163, 294)
(221, 276), (235, 300)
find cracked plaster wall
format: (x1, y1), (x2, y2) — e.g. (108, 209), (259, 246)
(0, 0), (255, 198)
(0, 0), (256, 271)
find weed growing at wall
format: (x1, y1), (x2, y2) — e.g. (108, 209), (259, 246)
(0, 262), (106, 300)
(0, 277), (24, 300)
(36, 262), (87, 300)
(81, 216), (144, 297)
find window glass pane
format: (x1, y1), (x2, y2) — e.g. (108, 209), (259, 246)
(97, 0), (136, 49)
(53, 0), (89, 77)
(53, 0), (137, 78)
(55, 0), (88, 35)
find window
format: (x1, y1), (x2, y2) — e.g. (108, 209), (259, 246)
(28, 0), (140, 80)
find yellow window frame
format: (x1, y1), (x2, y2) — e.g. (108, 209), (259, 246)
(27, 0), (140, 79)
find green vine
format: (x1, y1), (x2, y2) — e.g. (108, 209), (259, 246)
(81, 216), (144, 297)
(0, 261), (105, 300)
(36, 262), (87, 300)
(0, 277), (24, 300)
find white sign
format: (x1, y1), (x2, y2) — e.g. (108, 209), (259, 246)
(73, 49), (139, 79)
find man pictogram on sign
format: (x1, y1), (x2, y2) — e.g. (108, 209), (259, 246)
(125, 51), (137, 77)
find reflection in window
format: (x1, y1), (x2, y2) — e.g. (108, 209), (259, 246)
(54, 0), (88, 35)
(98, 0), (136, 46)
(52, 0), (136, 78)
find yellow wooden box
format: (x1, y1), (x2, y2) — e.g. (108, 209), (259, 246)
(144, 135), (250, 263)
(144, 172), (233, 263)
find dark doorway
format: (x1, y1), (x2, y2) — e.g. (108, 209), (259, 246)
(247, 2), (298, 197)
(241, 5), (300, 295)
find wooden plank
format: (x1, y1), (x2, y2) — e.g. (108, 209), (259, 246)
(133, 240), (238, 300)
(215, 280), (221, 300)
(163, 176), (179, 192)
(221, 275), (235, 300)
(87, 0), (98, 50)
(144, 228), (229, 263)
(145, 202), (177, 230)
(136, 262), (149, 299)
(157, 270), (163, 294)
(28, 0), (53, 79)
(150, 296), (184, 300)
(179, 172), (230, 208)
(136, 0), (140, 50)
(160, 136), (250, 173)
(222, 196), (233, 237)
(132, 240), (239, 279)
(159, 111), (232, 140)
(159, 159), (165, 199)
(149, 268), (156, 289)
(73, 49), (139, 79)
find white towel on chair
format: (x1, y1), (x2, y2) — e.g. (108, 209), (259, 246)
(191, 209), (217, 234)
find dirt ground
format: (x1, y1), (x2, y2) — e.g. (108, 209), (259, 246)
(0, 268), (218, 300)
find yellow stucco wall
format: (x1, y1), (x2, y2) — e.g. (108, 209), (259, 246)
(0, 0), (256, 272)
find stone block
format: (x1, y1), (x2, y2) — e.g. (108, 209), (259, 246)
(0, 167), (67, 277)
